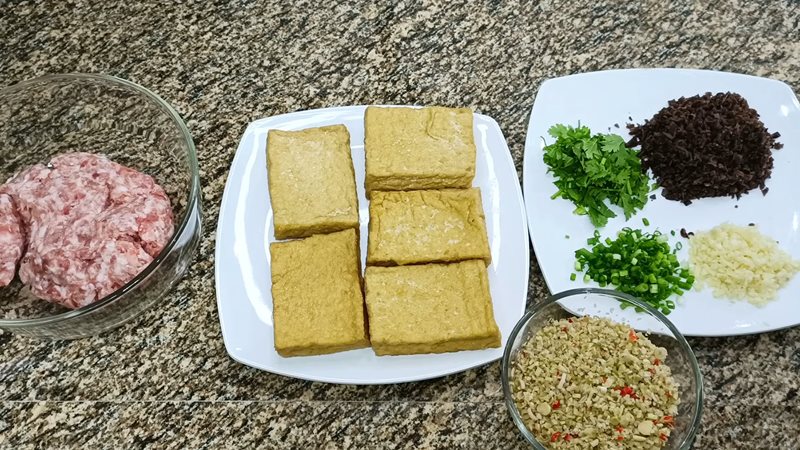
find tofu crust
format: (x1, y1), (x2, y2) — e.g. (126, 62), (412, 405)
(267, 125), (359, 240)
(270, 229), (369, 357)
(367, 188), (491, 266)
(364, 260), (500, 356)
(364, 106), (476, 195)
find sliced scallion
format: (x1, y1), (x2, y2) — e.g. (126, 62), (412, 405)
(571, 228), (694, 314)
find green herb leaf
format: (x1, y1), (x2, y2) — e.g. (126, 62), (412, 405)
(543, 124), (653, 227)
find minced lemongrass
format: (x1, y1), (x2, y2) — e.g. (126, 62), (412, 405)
(510, 316), (680, 450)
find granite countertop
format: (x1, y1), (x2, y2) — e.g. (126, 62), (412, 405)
(1, 1), (799, 449)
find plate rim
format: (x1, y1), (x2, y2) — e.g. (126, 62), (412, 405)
(215, 105), (530, 384)
(522, 68), (800, 337)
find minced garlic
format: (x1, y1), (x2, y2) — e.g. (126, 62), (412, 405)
(688, 223), (800, 305)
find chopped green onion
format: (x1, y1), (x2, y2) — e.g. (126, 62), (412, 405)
(642, 218), (650, 226)
(572, 228), (694, 314)
(570, 273), (577, 281)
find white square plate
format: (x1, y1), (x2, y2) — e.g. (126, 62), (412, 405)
(215, 106), (529, 384)
(523, 68), (800, 337)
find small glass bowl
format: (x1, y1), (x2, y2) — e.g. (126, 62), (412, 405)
(501, 288), (703, 449)
(0, 74), (202, 339)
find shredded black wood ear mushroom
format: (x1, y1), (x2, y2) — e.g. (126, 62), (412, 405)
(626, 92), (782, 205)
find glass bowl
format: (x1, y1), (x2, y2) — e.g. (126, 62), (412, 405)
(501, 288), (703, 449)
(0, 74), (202, 339)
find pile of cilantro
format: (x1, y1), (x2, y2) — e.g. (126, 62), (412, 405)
(543, 124), (653, 227)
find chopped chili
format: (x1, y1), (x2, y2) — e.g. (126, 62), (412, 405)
(628, 329), (638, 342)
(662, 415), (674, 428)
(614, 385), (639, 399)
(615, 425), (624, 433)
(551, 432), (561, 442)
(653, 358), (662, 365)
(562, 326), (569, 332)
(552, 400), (561, 410)
(617, 435), (624, 441)
(564, 433), (573, 442)
(659, 433), (668, 441)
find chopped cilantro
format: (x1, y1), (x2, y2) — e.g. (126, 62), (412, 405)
(543, 124), (653, 227)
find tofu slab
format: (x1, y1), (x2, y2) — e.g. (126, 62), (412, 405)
(364, 106), (476, 195)
(364, 260), (500, 356)
(367, 188), (491, 266)
(267, 125), (359, 240)
(270, 229), (369, 357)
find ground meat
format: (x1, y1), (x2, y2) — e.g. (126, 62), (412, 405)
(0, 193), (24, 287)
(1, 153), (174, 309)
(627, 92), (782, 204)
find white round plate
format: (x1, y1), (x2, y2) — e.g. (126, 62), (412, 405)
(215, 106), (529, 384)
(523, 68), (800, 337)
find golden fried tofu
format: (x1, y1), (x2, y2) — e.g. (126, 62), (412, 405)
(364, 106), (476, 195)
(367, 188), (491, 266)
(270, 229), (369, 357)
(267, 125), (359, 240)
(364, 260), (500, 356)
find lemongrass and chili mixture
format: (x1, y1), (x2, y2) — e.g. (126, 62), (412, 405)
(510, 316), (679, 449)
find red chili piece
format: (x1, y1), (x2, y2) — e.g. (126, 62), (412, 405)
(551, 400), (561, 410)
(659, 433), (668, 441)
(653, 358), (662, 365)
(628, 329), (638, 342)
(551, 432), (561, 442)
(564, 434), (572, 442)
(614, 385), (639, 399)
(614, 425), (624, 433)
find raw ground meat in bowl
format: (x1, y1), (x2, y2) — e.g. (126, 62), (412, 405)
(0, 74), (202, 339)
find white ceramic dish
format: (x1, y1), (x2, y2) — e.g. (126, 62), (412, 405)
(216, 106), (529, 384)
(523, 68), (800, 337)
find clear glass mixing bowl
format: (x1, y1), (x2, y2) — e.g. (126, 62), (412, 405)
(501, 288), (703, 449)
(0, 74), (202, 339)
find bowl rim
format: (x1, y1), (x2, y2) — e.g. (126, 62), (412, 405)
(501, 287), (704, 449)
(0, 73), (200, 328)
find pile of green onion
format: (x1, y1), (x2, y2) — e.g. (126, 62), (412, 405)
(572, 228), (694, 314)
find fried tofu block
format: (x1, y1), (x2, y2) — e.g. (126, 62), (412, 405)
(270, 229), (369, 357)
(267, 125), (359, 240)
(364, 260), (500, 356)
(367, 188), (491, 266)
(364, 106), (476, 195)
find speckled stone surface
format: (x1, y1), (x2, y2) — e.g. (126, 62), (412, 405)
(1, 1), (800, 449)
